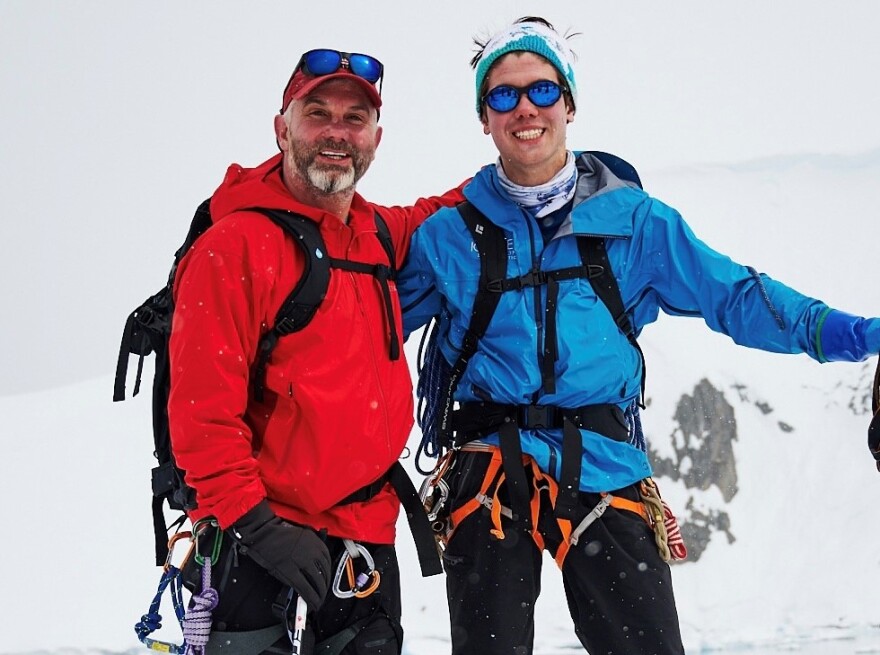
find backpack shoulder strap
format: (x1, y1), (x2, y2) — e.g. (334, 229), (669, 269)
(253, 209), (330, 334)
(436, 201), (508, 440)
(372, 211), (396, 272)
(248, 209), (330, 400)
(576, 236), (646, 403)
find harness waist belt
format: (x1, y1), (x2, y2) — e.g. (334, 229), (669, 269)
(452, 401), (629, 445)
(338, 472), (390, 505)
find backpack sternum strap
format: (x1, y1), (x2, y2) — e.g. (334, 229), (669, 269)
(331, 258), (400, 361)
(250, 208), (399, 401)
(487, 261), (605, 292)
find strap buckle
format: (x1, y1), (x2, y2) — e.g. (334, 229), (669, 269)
(520, 404), (555, 429)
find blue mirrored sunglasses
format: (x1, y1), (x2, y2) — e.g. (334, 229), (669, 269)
(482, 80), (563, 113)
(297, 49), (384, 89)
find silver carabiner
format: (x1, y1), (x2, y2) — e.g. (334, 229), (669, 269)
(332, 539), (380, 599)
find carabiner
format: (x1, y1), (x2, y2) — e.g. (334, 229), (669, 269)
(419, 451), (454, 521)
(163, 530), (194, 573)
(192, 518), (222, 566)
(332, 540), (381, 599)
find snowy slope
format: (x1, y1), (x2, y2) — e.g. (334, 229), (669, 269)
(2, 156), (879, 654)
(3, 2), (880, 654)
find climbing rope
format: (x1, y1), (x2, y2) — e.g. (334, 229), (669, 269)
(183, 557), (219, 655)
(640, 479), (687, 562)
(133, 563), (188, 654)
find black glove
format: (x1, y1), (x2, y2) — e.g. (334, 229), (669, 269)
(228, 500), (331, 608)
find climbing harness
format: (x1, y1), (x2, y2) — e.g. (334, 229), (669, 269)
(444, 447), (687, 567)
(332, 540), (382, 599)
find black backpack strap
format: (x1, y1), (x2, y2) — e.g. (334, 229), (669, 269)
(577, 237), (646, 405)
(388, 462), (444, 576)
(438, 202), (508, 442)
(248, 209), (330, 401)
(442, 202), (533, 531)
(328, 211), (400, 361)
(250, 209), (402, 400)
(372, 211), (396, 272)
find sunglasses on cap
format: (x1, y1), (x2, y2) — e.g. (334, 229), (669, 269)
(297, 49), (384, 91)
(482, 80), (563, 113)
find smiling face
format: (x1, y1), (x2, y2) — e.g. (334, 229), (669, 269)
(274, 77), (382, 201)
(481, 52), (575, 187)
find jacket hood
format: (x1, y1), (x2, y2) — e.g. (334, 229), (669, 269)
(208, 153), (373, 224)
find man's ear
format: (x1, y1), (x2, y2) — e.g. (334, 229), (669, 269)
(374, 124), (383, 148)
(274, 113), (289, 151)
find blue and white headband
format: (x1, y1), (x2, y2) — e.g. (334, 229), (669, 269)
(474, 21), (577, 114)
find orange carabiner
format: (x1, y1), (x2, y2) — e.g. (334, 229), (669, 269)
(163, 530), (194, 572)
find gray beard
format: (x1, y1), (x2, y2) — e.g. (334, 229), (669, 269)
(306, 164), (356, 195)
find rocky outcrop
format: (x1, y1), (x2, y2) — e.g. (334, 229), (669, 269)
(650, 378), (738, 562)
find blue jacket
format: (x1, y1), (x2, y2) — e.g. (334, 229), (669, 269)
(399, 152), (880, 492)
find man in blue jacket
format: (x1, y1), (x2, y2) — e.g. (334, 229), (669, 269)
(397, 16), (880, 655)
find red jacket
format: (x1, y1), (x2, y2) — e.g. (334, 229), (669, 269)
(167, 154), (463, 543)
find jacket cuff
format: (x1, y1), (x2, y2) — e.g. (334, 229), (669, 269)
(817, 310), (880, 362)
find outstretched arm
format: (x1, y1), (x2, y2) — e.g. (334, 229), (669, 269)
(637, 198), (880, 362)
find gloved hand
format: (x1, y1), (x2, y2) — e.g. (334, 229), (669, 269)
(228, 500), (331, 608)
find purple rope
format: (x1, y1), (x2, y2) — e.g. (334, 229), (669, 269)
(183, 558), (219, 655)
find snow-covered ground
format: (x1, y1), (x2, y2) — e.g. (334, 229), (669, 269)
(2, 2), (879, 654)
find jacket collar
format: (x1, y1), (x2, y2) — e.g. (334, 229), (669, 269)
(463, 151), (646, 239)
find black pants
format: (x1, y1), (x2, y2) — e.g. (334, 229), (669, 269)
(184, 529), (402, 655)
(442, 451), (685, 655)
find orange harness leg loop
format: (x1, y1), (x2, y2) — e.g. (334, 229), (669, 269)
(448, 449), (505, 541)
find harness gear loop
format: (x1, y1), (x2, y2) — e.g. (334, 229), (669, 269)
(570, 494), (613, 546)
(332, 540), (381, 599)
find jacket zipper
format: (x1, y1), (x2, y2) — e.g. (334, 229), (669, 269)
(523, 211), (545, 403)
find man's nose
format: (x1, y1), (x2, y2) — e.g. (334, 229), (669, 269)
(513, 94), (540, 117)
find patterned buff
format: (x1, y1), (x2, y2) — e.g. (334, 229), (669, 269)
(475, 21), (578, 114)
(495, 151), (577, 218)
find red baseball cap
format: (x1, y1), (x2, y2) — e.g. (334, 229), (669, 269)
(281, 68), (383, 114)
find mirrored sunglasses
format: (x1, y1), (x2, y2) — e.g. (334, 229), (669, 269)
(483, 80), (563, 113)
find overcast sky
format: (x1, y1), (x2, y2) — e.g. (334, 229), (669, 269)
(2, 4), (880, 652)
(1, 0), (878, 395)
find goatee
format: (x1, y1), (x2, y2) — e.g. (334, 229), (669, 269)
(291, 138), (373, 196)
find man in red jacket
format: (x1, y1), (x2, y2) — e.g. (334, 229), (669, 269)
(167, 49), (463, 654)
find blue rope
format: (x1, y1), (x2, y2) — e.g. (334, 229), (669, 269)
(134, 565), (188, 654)
(624, 400), (647, 453)
(416, 318), (453, 473)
